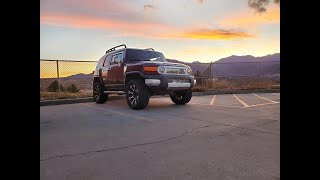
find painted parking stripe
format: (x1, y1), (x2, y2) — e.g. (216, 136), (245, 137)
(245, 102), (280, 108)
(253, 93), (279, 103)
(232, 94), (249, 108)
(209, 95), (216, 105)
(81, 103), (153, 122)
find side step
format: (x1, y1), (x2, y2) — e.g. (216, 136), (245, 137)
(104, 90), (125, 95)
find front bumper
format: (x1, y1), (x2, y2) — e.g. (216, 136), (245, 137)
(143, 74), (195, 94)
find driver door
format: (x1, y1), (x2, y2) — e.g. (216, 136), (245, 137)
(103, 52), (125, 90)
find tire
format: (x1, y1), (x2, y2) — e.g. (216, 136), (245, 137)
(93, 82), (108, 103)
(125, 79), (150, 110)
(170, 89), (192, 105)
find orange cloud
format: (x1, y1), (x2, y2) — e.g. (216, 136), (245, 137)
(170, 28), (253, 40)
(41, 13), (254, 40)
(221, 7), (280, 27)
(41, 13), (172, 37)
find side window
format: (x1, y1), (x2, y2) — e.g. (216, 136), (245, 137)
(103, 54), (112, 67)
(111, 52), (124, 64)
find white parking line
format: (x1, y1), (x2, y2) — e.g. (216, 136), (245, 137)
(233, 94), (249, 108)
(209, 95), (216, 105)
(273, 93), (280, 96)
(253, 93), (279, 103)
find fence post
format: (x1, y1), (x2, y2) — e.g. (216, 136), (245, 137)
(201, 75), (203, 87)
(56, 60), (60, 93)
(210, 61), (213, 89)
(257, 61), (261, 88)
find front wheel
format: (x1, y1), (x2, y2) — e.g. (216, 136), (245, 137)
(93, 82), (108, 103)
(170, 89), (192, 105)
(125, 79), (150, 110)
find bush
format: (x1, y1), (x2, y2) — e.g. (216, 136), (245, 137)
(47, 80), (65, 92)
(67, 84), (80, 93)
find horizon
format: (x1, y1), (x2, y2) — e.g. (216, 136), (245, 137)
(40, 52), (280, 63)
(40, 52), (280, 78)
(40, 0), (280, 63)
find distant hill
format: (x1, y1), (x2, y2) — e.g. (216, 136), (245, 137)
(168, 53), (280, 77)
(215, 53), (280, 63)
(211, 53), (280, 77)
(63, 53), (280, 79)
(66, 73), (92, 79)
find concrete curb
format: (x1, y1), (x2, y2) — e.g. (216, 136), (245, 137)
(40, 89), (280, 106)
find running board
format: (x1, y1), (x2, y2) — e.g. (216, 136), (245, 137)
(104, 90), (125, 95)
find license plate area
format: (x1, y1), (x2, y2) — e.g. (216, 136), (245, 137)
(168, 78), (190, 83)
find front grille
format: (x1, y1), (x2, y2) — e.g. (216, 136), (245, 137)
(164, 66), (186, 75)
(168, 78), (190, 83)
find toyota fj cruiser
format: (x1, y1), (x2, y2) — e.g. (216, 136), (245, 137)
(93, 44), (196, 110)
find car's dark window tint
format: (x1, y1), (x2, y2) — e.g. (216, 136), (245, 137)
(126, 49), (166, 62)
(111, 52), (124, 64)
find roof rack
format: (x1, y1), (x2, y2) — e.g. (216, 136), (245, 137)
(145, 48), (155, 51)
(106, 44), (127, 54)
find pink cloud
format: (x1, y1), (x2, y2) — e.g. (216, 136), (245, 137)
(41, 13), (174, 37)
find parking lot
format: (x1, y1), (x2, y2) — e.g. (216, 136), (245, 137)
(40, 93), (280, 180)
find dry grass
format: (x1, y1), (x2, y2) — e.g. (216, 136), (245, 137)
(194, 78), (280, 91)
(40, 92), (92, 101)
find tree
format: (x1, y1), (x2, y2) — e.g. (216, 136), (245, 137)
(47, 80), (65, 92)
(67, 84), (80, 93)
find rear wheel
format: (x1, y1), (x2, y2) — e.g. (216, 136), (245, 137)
(170, 89), (192, 105)
(125, 79), (150, 110)
(93, 82), (108, 103)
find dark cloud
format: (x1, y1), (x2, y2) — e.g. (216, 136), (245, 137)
(248, 0), (280, 13)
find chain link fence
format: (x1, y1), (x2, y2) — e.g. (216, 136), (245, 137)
(40, 60), (97, 100)
(188, 61), (280, 91)
(40, 59), (280, 100)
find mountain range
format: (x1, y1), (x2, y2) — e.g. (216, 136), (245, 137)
(167, 53), (280, 77)
(66, 53), (280, 79)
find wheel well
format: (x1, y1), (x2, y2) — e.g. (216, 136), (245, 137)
(93, 77), (100, 83)
(125, 73), (144, 86)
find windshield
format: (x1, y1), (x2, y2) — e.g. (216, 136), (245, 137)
(126, 49), (166, 62)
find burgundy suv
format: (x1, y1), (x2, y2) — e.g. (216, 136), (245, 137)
(93, 44), (196, 110)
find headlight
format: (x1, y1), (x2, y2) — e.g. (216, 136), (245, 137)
(158, 66), (165, 74)
(187, 67), (192, 75)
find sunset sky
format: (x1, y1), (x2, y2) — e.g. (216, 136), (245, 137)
(40, 0), (280, 63)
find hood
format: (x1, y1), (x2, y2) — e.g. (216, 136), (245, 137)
(127, 60), (189, 68)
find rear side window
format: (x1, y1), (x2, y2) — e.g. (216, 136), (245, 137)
(111, 52), (124, 64)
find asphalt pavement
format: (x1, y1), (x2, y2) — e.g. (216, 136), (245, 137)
(40, 93), (280, 180)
